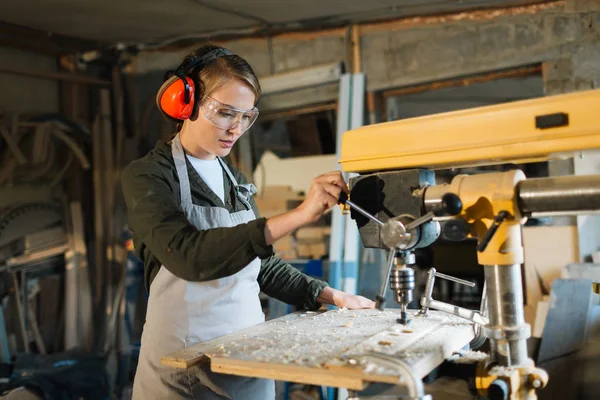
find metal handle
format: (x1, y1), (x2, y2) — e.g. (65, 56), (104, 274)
(405, 193), (463, 231)
(338, 192), (384, 226)
(376, 249), (397, 311)
(434, 271), (476, 287)
(477, 210), (510, 252)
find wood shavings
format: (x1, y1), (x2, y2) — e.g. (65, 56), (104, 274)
(402, 328), (414, 334)
(488, 365), (517, 377)
(175, 309), (473, 374)
(453, 350), (489, 364)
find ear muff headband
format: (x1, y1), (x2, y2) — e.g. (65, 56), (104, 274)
(156, 48), (233, 120)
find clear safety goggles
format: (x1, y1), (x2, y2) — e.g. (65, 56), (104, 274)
(200, 97), (259, 132)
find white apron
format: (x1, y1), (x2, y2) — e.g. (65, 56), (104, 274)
(132, 133), (274, 399)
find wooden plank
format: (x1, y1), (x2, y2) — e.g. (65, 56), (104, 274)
(0, 66), (111, 85)
(161, 309), (474, 389)
(211, 358), (366, 391)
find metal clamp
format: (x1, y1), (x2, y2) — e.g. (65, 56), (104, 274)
(418, 268), (489, 326)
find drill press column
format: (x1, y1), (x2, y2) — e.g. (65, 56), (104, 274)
(484, 263), (529, 366)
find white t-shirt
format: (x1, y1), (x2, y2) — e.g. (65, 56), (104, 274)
(186, 155), (225, 204)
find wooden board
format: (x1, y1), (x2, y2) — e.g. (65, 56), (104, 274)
(161, 309), (474, 390)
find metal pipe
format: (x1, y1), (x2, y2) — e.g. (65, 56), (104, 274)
(344, 353), (430, 400)
(517, 175), (600, 217)
(484, 264), (529, 366)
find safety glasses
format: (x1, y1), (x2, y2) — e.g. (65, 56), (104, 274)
(200, 97), (259, 132)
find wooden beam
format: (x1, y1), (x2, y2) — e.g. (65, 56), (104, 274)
(351, 25), (361, 74)
(382, 65), (542, 98)
(0, 21), (100, 56)
(259, 102), (337, 121)
(0, 66), (110, 86)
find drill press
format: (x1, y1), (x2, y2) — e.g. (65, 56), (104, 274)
(338, 88), (600, 399)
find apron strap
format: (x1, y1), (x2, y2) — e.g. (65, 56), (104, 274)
(171, 133), (193, 209)
(217, 157), (257, 211)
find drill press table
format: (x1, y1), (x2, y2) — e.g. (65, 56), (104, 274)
(161, 309), (475, 390)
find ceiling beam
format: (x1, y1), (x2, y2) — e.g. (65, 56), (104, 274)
(0, 21), (101, 56)
(0, 65), (111, 86)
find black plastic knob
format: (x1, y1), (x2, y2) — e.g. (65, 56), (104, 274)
(443, 219), (471, 242)
(433, 193), (463, 217)
(488, 379), (509, 400)
(338, 191), (349, 205)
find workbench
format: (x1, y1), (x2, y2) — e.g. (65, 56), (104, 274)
(161, 309), (475, 391)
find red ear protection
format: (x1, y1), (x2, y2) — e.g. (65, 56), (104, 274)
(156, 48), (233, 121)
(156, 74), (196, 120)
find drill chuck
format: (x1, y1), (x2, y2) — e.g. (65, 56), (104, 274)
(390, 267), (415, 305)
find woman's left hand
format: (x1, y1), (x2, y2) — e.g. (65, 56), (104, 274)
(334, 292), (376, 310)
(317, 286), (376, 310)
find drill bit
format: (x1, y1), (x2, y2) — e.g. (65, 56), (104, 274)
(398, 305), (410, 325)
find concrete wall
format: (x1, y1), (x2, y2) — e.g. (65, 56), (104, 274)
(0, 47), (60, 114)
(134, 1), (599, 110)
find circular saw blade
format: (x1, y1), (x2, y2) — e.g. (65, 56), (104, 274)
(0, 202), (63, 248)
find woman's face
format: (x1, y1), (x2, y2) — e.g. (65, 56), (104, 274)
(182, 78), (257, 160)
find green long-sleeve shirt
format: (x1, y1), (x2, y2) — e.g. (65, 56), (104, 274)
(121, 140), (328, 310)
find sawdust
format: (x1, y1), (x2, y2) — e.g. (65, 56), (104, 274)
(489, 365), (518, 377)
(452, 350), (489, 364)
(202, 309), (473, 372)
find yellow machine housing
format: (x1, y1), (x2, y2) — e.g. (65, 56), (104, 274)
(339, 89), (600, 173)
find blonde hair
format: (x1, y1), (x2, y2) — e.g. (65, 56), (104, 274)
(175, 45), (261, 132)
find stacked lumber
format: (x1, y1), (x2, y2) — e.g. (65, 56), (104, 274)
(254, 185), (330, 260)
(254, 185), (304, 219)
(295, 226), (331, 259)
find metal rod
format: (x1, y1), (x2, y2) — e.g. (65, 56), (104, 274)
(517, 174), (600, 217)
(405, 211), (434, 231)
(434, 271), (476, 287)
(345, 199), (384, 226)
(376, 249), (396, 310)
(425, 299), (489, 326)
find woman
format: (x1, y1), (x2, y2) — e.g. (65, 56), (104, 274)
(121, 45), (374, 399)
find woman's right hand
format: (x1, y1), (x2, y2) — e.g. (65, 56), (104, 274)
(297, 171), (348, 224)
(263, 171), (348, 246)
